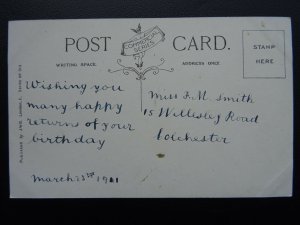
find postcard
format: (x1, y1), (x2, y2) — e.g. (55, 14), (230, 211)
(8, 17), (293, 197)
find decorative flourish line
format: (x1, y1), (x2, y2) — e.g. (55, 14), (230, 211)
(160, 68), (174, 72)
(108, 58), (174, 79)
(108, 58), (174, 112)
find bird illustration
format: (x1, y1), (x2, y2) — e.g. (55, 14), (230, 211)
(131, 23), (142, 34)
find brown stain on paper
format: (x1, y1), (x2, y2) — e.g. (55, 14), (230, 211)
(156, 153), (165, 158)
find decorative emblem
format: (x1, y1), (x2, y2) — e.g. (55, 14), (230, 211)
(109, 24), (174, 111)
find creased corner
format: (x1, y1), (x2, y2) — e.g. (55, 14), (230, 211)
(257, 161), (293, 197)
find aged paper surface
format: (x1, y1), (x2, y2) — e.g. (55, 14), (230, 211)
(8, 17), (293, 198)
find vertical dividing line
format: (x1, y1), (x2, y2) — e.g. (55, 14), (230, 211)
(140, 79), (143, 112)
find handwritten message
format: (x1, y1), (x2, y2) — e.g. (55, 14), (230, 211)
(18, 73), (262, 154)
(20, 78), (136, 151)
